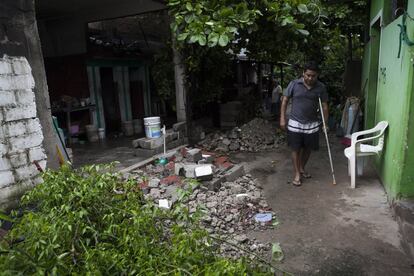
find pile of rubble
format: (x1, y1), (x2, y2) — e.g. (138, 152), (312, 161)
(123, 146), (277, 259)
(199, 118), (285, 152)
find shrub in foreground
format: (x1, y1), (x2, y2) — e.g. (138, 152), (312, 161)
(0, 164), (275, 275)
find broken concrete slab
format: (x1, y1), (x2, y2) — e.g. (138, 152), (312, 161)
(149, 178), (160, 188)
(194, 165), (213, 181)
(186, 148), (202, 163)
(224, 164), (245, 182)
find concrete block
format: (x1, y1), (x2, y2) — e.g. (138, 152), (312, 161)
(14, 164), (39, 181)
(194, 165), (213, 181)
(9, 131), (43, 152)
(0, 91), (16, 106)
(0, 143), (7, 156)
(15, 89), (35, 105)
(5, 118), (42, 137)
(0, 127), (4, 142)
(224, 164), (245, 182)
(0, 170), (15, 188)
(3, 104), (37, 122)
(0, 75), (12, 90)
(9, 152), (28, 167)
(28, 146), (47, 162)
(11, 58), (31, 75)
(139, 136), (164, 149)
(0, 60), (12, 75)
(12, 74), (35, 90)
(167, 138), (186, 150)
(165, 131), (179, 143)
(186, 148), (202, 162)
(173, 122), (187, 132)
(174, 162), (184, 175)
(203, 176), (225, 191)
(0, 157), (12, 171)
(134, 147), (162, 158)
(132, 137), (146, 148)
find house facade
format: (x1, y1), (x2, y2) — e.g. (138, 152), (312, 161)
(362, 0), (414, 200)
(362, 0), (414, 258)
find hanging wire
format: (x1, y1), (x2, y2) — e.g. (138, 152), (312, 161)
(397, 10), (414, 58)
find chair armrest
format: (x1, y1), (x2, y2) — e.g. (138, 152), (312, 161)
(354, 132), (384, 145)
(351, 129), (379, 145)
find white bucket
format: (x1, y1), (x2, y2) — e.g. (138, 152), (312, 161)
(144, 116), (161, 138)
(133, 119), (143, 134)
(98, 128), (105, 140)
(85, 124), (98, 142)
(122, 121), (134, 136)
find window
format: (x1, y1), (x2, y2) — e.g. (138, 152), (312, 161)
(392, 0), (408, 19)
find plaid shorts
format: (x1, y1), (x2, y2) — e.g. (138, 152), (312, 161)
(287, 119), (320, 150)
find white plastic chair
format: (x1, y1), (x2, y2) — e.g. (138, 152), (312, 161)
(344, 121), (388, 188)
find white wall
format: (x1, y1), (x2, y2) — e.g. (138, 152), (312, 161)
(0, 55), (47, 209)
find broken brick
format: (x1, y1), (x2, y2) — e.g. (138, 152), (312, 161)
(161, 175), (181, 186)
(166, 161), (175, 171)
(180, 147), (188, 157)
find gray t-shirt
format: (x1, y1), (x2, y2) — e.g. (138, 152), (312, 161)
(284, 78), (328, 124)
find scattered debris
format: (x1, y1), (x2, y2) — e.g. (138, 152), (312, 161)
(254, 213), (273, 223)
(198, 118), (286, 152)
(125, 145), (279, 260)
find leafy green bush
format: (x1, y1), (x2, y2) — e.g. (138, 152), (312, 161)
(0, 164), (274, 275)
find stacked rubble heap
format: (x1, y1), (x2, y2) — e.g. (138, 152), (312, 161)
(199, 118), (285, 152)
(123, 146), (279, 259)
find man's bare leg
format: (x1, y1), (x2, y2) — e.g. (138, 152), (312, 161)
(299, 148), (311, 176)
(291, 150), (301, 184)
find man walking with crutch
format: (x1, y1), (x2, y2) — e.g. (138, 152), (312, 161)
(280, 62), (329, 186)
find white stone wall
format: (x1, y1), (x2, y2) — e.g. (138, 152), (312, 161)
(0, 55), (46, 209)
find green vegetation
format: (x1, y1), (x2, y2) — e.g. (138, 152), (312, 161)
(0, 164), (279, 275)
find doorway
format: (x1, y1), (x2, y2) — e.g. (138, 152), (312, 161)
(366, 17), (381, 129)
(100, 67), (121, 133)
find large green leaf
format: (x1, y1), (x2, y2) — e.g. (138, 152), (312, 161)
(297, 29), (310, 36)
(177, 32), (189, 41)
(0, 212), (13, 222)
(218, 34), (229, 47)
(208, 32), (219, 47)
(198, 34), (207, 46)
(297, 4), (309, 14)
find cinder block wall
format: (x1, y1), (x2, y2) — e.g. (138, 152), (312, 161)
(0, 55), (46, 210)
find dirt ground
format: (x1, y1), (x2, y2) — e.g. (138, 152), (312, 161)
(72, 132), (413, 275)
(230, 135), (413, 275)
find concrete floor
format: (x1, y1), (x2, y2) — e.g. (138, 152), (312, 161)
(230, 135), (413, 275)
(71, 136), (146, 170)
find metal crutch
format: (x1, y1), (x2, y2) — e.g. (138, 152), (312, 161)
(318, 97), (337, 185)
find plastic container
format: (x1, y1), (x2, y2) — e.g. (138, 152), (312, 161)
(122, 121), (134, 136)
(85, 124), (98, 142)
(347, 103), (360, 135)
(144, 117), (161, 138)
(98, 128), (105, 140)
(133, 119), (143, 134)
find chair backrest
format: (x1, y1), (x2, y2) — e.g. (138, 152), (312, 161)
(374, 121), (388, 150)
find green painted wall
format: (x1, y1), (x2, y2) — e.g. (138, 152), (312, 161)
(362, 1), (414, 198)
(399, 2), (414, 197)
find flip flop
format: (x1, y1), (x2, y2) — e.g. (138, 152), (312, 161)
(292, 179), (302, 186)
(301, 172), (312, 179)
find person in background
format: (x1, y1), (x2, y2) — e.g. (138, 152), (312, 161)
(271, 79), (282, 120)
(279, 62), (329, 186)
